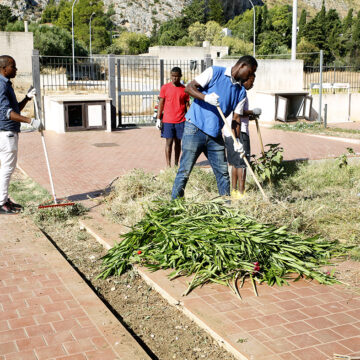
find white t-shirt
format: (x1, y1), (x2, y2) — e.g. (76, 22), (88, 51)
(223, 96), (249, 137)
(194, 66), (244, 115)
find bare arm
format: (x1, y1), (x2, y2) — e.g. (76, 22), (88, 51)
(185, 80), (206, 101)
(18, 96), (31, 112)
(232, 113), (241, 138)
(157, 97), (165, 120)
(9, 110), (31, 124)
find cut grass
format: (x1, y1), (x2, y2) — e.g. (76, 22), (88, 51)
(103, 159), (360, 260)
(9, 170), (86, 225)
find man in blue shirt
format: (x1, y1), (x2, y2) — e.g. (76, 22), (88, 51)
(171, 55), (258, 199)
(0, 55), (42, 214)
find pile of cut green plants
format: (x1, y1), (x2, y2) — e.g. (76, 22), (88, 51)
(99, 199), (348, 298)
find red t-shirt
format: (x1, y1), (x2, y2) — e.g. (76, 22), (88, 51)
(159, 82), (189, 123)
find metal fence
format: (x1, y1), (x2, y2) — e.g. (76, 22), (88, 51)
(116, 58), (206, 126)
(304, 65), (360, 92)
(39, 55), (108, 93)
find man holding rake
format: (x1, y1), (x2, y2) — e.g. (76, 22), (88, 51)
(171, 55), (258, 199)
(0, 55), (42, 214)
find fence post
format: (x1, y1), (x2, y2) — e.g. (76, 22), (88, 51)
(318, 50), (323, 123)
(116, 59), (122, 127)
(160, 59), (164, 87)
(32, 49), (41, 117)
(108, 54), (116, 130)
(205, 55), (212, 69)
(324, 104), (327, 128)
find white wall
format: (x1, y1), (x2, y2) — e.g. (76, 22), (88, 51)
(213, 59), (304, 92)
(147, 46), (228, 60)
(0, 32), (34, 74)
(311, 93), (360, 123)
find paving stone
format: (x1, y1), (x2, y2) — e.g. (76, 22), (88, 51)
(0, 216), (149, 360)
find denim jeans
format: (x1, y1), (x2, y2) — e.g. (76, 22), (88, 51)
(171, 121), (230, 199)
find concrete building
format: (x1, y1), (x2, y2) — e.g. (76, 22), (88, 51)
(0, 31), (34, 74)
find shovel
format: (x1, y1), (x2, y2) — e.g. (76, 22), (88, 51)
(33, 92), (74, 209)
(217, 106), (268, 201)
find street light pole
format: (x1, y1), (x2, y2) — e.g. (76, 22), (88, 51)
(89, 12), (95, 58)
(71, 0), (79, 82)
(291, 0), (298, 60)
(248, 0), (256, 57)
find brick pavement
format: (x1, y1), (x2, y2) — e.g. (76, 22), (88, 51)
(0, 215), (150, 360)
(17, 124), (360, 200)
(81, 209), (360, 360)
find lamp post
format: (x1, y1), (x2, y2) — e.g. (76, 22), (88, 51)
(71, 0), (79, 82)
(89, 12), (95, 58)
(248, 0), (256, 57)
(291, 0), (298, 60)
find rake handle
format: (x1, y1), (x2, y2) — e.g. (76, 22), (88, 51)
(33, 96), (58, 205)
(255, 117), (265, 157)
(216, 106), (268, 201)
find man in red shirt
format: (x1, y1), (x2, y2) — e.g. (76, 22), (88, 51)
(156, 67), (189, 167)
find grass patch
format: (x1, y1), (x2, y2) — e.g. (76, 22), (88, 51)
(102, 167), (218, 226)
(9, 171), (87, 226)
(273, 121), (360, 139)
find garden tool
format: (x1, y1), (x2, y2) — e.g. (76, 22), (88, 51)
(216, 106), (268, 201)
(33, 91), (74, 209)
(333, 355), (360, 360)
(253, 115), (265, 157)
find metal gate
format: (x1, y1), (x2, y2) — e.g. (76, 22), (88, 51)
(116, 57), (207, 126)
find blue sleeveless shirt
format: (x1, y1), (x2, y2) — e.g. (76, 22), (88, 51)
(185, 66), (246, 138)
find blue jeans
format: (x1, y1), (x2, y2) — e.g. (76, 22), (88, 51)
(171, 121), (230, 199)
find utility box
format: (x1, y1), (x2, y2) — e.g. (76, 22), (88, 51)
(255, 90), (310, 123)
(43, 95), (112, 133)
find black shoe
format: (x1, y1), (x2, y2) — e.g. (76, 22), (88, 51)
(7, 198), (23, 210)
(0, 201), (20, 214)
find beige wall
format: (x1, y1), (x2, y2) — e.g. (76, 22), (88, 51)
(311, 93), (360, 123)
(0, 32), (34, 74)
(213, 58), (304, 92)
(147, 45), (228, 60)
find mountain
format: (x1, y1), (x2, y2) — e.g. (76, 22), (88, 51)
(1, 0), (360, 35)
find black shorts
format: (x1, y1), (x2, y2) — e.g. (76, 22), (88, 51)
(224, 133), (250, 168)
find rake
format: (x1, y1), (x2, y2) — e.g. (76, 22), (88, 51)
(33, 92), (75, 209)
(333, 355), (360, 360)
(217, 106), (268, 201)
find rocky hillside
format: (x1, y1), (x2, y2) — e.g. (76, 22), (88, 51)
(1, 0), (360, 34)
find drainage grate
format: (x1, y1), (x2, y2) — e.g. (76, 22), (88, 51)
(92, 143), (119, 147)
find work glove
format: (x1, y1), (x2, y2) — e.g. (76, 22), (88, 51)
(26, 86), (36, 99)
(252, 108), (262, 116)
(204, 92), (220, 107)
(156, 119), (162, 130)
(30, 118), (44, 131)
(234, 138), (245, 156)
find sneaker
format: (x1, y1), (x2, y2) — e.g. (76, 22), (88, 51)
(0, 201), (20, 214)
(7, 198), (23, 210)
(231, 189), (243, 200)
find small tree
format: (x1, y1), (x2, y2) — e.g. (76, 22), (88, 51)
(107, 32), (149, 55)
(0, 5), (16, 30)
(208, 0), (225, 25)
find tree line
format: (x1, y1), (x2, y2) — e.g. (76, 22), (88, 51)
(1, 0), (360, 65)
